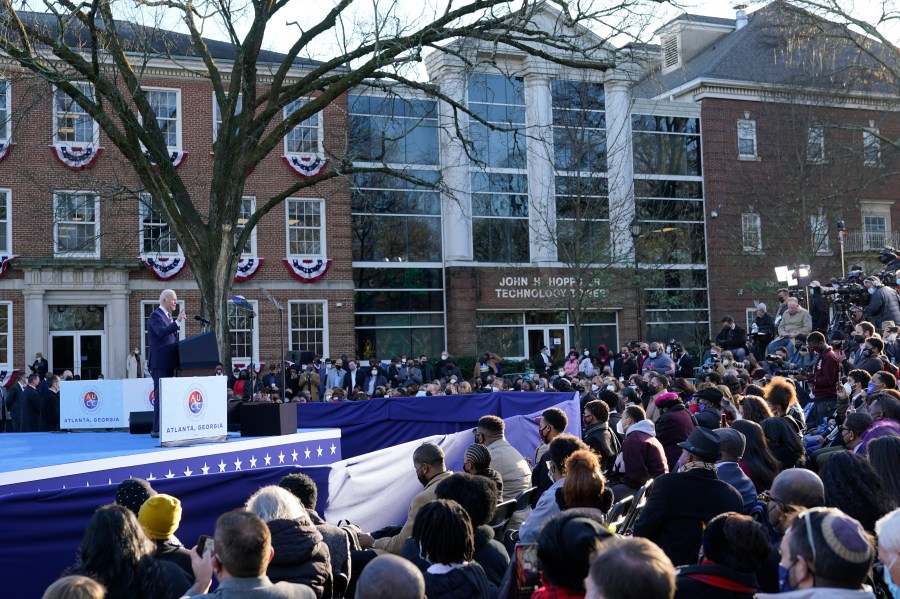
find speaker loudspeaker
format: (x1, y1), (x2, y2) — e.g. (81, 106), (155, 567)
(129, 411), (154, 435)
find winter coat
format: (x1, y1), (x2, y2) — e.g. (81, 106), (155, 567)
(655, 403), (696, 471)
(582, 422), (619, 474)
(400, 526), (509, 589)
(266, 518), (333, 599)
(424, 562), (498, 599)
(675, 562), (760, 599)
(612, 419), (668, 491)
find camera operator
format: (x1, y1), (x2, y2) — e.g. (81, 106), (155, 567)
(715, 316), (747, 361)
(766, 298), (812, 357)
(807, 332), (841, 428)
(669, 341), (695, 379)
(750, 303), (775, 361)
(808, 281), (830, 333)
(297, 362), (321, 401)
(864, 275), (900, 328)
(787, 335), (815, 371)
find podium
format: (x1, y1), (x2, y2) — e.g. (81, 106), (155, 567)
(178, 332), (219, 377)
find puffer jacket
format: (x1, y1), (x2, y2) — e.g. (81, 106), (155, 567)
(266, 518), (333, 599)
(424, 562), (498, 599)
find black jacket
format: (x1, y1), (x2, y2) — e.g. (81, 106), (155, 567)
(674, 352), (696, 379)
(154, 540), (195, 583)
(716, 326), (747, 352)
(633, 468), (744, 568)
(7, 383), (23, 431)
(424, 562), (498, 599)
(402, 527), (509, 589)
(655, 403), (696, 472)
(695, 408), (722, 430)
(582, 423), (619, 474)
(675, 563), (760, 599)
(21, 386), (41, 432)
(40, 388), (60, 432)
(266, 518), (333, 599)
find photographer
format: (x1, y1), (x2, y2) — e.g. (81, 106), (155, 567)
(670, 342), (695, 379)
(715, 316), (747, 361)
(750, 303), (776, 361)
(807, 332), (841, 428)
(864, 275), (900, 328)
(297, 363), (320, 401)
(808, 281), (830, 333)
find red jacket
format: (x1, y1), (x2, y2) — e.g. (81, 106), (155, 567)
(810, 347), (840, 398)
(616, 420), (669, 490)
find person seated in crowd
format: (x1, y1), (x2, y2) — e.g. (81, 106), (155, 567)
(876, 508), (900, 599)
(674, 512), (771, 599)
(868, 437), (900, 509)
(585, 536), (676, 599)
(474, 415), (532, 528)
(532, 513), (612, 599)
(354, 555), (424, 599)
(757, 508), (874, 598)
(730, 420), (781, 493)
(559, 449), (615, 514)
(765, 377), (806, 431)
(810, 412), (873, 470)
(714, 429), (758, 514)
(633, 427), (743, 567)
(820, 451), (892, 534)
(693, 387), (725, 430)
(860, 392), (900, 454)
(581, 399), (619, 475)
(115, 477), (157, 517)
(766, 298), (812, 358)
(42, 575), (106, 599)
(531, 408), (569, 508)
(654, 392), (696, 471)
(244, 486), (332, 597)
(138, 493), (194, 582)
(740, 394), (774, 423)
(716, 315), (747, 361)
(518, 434), (588, 544)
(462, 443), (503, 496)
(836, 369), (871, 418)
(610, 405), (668, 499)
(68, 504), (191, 599)
(642, 342), (676, 376)
(411, 500), (497, 599)
(644, 374), (670, 422)
(761, 416), (805, 470)
(180, 509), (315, 598)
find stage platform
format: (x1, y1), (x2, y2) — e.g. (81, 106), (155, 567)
(0, 428), (342, 495)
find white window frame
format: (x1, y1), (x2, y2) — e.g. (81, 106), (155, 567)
(863, 129), (882, 167)
(141, 300), (186, 362)
(141, 87), (182, 151)
(0, 301), (12, 368)
(807, 125), (825, 163)
(283, 98), (324, 157)
(138, 193), (180, 257)
(285, 198), (326, 259)
(53, 191), (100, 258)
(810, 214), (831, 255)
(741, 212), (762, 253)
(863, 215), (888, 251)
(737, 119), (757, 159)
(289, 300), (329, 357)
(0, 79), (10, 144)
(860, 200), (894, 251)
(237, 196), (257, 257)
(228, 298), (259, 367)
(212, 92), (243, 142)
(0, 188), (12, 254)
(53, 82), (99, 146)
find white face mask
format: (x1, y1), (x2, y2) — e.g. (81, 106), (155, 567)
(616, 419), (626, 435)
(371, 369), (378, 375)
(558, 370), (565, 377)
(584, 351), (590, 357)
(843, 382), (854, 395)
(723, 359), (730, 367)
(591, 384), (599, 392)
(441, 354), (448, 360)
(606, 384), (616, 392)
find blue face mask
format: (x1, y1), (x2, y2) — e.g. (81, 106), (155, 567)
(648, 351), (658, 358)
(778, 562), (793, 593)
(868, 382), (877, 394)
(885, 556), (900, 599)
(870, 287), (876, 295)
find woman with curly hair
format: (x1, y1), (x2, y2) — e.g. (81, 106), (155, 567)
(761, 416), (805, 470)
(68, 504), (190, 599)
(763, 376), (806, 431)
(867, 436), (900, 510)
(731, 420), (781, 493)
(559, 449), (614, 514)
(820, 450), (892, 533)
(739, 395), (773, 423)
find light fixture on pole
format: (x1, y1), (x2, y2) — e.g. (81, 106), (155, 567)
(630, 217), (644, 341)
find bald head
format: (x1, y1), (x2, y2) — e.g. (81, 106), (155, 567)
(771, 469), (825, 508)
(356, 554), (425, 599)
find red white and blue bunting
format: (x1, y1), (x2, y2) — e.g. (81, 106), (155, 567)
(51, 143), (102, 170)
(0, 141), (14, 164)
(141, 256), (187, 280)
(144, 150), (188, 169)
(234, 257), (264, 282)
(0, 369), (20, 389)
(0, 254), (18, 278)
(283, 154), (328, 179)
(283, 258), (331, 283)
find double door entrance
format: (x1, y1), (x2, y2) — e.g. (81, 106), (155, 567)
(526, 326), (568, 366)
(49, 305), (106, 380)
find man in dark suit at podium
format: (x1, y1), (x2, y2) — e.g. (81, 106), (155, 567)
(147, 289), (185, 438)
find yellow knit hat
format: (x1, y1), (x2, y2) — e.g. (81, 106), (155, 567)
(138, 494), (182, 540)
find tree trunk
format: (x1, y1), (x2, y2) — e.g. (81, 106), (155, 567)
(195, 236), (237, 368)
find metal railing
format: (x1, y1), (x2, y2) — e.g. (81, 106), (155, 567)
(841, 230), (900, 253)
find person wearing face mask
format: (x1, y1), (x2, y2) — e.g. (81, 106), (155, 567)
(642, 342), (676, 376)
(578, 350), (595, 377)
(757, 507), (875, 598)
(614, 346), (638, 380)
(836, 369), (871, 417)
(876, 508), (900, 599)
(582, 399), (620, 474)
(865, 275), (900, 330)
(806, 331), (842, 427)
(356, 442), (453, 555)
(609, 405), (668, 500)
(417, 355), (434, 382)
(716, 316), (748, 361)
(533, 345), (553, 377)
(436, 355), (461, 381)
(670, 342), (695, 379)
(361, 364), (388, 398)
(399, 359), (423, 389)
(297, 363), (321, 401)
(342, 359), (362, 395)
(883, 324), (900, 362)
(853, 336), (887, 376)
(39, 374), (61, 432)
(530, 408), (568, 509)
(644, 374), (670, 423)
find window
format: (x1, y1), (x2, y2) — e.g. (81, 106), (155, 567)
(54, 191), (99, 257)
(286, 199), (325, 258)
(864, 130), (882, 167)
(236, 196), (256, 256)
(54, 83), (98, 145)
(471, 172), (529, 263)
(468, 74), (526, 169)
(348, 94), (439, 165)
(556, 176), (610, 262)
(0, 189), (10, 253)
(0, 79), (9, 143)
(807, 125), (825, 163)
(552, 79), (606, 173)
(213, 93), (242, 141)
(0, 302), (11, 366)
(864, 215), (887, 250)
(742, 213), (762, 252)
(143, 88), (181, 150)
(142, 301), (185, 360)
(228, 299), (259, 366)
(139, 193), (179, 256)
(737, 120), (757, 158)
(289, 301), (328, 357)
(284, 99), (322, 156)
(632, 115), (701, 176)
(810, 214), (830, 254)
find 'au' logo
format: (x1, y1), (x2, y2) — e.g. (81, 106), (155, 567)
(188, 390), (204, 415)
(83, 391), (99, 411)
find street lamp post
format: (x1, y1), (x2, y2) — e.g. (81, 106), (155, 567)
(630, 217), (644, 342)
